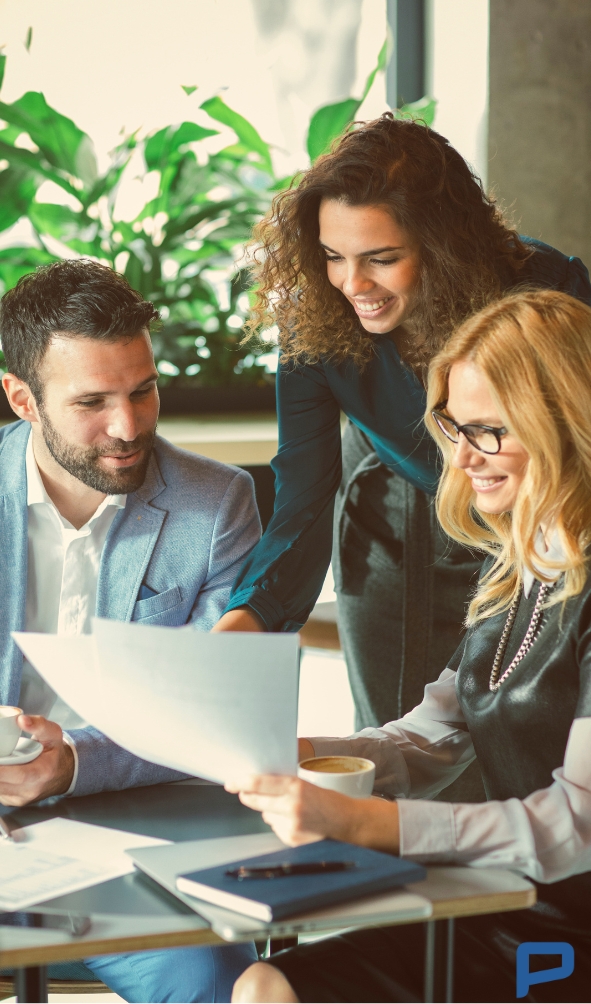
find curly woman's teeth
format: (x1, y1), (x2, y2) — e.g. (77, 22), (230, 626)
(355, 297), (392, 312)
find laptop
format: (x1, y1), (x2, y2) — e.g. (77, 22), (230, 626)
(127, 833), (432, 940)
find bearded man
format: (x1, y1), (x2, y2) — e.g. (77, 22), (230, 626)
(0, 259), (260, 1002)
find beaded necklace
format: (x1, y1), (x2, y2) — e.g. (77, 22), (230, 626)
(489, 581), (553, 692)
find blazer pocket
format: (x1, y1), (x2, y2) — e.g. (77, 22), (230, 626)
(132, 584), (183, 621)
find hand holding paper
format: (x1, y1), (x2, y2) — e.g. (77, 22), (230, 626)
(13, 620), (300, 785)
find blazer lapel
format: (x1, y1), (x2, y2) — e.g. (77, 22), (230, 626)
(0, 422), (30, 705)
(96, 451), (167, 622)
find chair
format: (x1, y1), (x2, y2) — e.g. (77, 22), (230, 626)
(0, 960), (110, 999)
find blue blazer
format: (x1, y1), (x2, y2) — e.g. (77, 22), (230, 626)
(0, 420), (261, 796)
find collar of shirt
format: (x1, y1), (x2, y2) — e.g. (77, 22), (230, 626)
(26, 428), (126, 527)
(523, 528), (564, 598)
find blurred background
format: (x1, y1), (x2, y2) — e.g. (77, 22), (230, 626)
(0, 0), (489, 407)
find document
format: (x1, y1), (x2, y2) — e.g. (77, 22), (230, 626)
(13, 620), (300, 784)
(0, 818), (167, 911)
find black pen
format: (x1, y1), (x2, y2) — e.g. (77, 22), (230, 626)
(226, 861), (356, 880)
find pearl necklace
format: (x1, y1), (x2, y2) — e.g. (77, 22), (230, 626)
(489, 582), (553, 692)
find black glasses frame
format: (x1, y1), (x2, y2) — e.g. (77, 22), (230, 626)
(431, 410), (508, 455)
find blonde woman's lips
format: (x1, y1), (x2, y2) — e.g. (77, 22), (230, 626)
(352, 296), (394, 317)
(471, 476), (507, 493)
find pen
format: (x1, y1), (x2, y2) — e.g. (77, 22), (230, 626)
(226, 861), (356, 880)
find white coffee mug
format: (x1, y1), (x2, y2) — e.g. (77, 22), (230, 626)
(297, 755), (375, 798)
(0, 706), (22, 758)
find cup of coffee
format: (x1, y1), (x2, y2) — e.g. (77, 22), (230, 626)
(297, 755), (375, 799)
(0, 706), (22, 758)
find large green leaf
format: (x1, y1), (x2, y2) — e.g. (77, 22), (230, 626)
(0, 92), (97, 187)
(200, 96), (273, 175)
(0, 137), (80, 198)
(0, 246), (58, 292)
(144, 121), (218, 171)
(306, 40), (389, 163)
(0, 53), (6, 93)
(397, 96), (437, 127)
(28, 202), (98, 251)
(29, 201), (79, 236)
(0, 166), (37, 230)
(306, 97), (360, 163)
(360, 39), (388, 102)
(79, 131), (136, 210)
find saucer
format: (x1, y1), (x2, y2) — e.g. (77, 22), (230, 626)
(0, 737), (43, 766)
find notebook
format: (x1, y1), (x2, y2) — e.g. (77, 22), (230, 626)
(175, 839), (426, 922)
(128, 834), (432, 941)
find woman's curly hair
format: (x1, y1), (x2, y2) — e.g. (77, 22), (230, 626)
(246, 113), (532, 375)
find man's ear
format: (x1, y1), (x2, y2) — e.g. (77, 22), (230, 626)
(2, 373), (41, 423)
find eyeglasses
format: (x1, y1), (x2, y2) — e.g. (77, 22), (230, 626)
(431, 410), (508, 455)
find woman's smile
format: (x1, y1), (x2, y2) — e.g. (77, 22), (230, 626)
(352, 295), (395, 318)
(470, 474), (508, 492)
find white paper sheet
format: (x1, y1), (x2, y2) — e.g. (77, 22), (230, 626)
(0, 818), (168, 911)
(13, 621), (300, 784)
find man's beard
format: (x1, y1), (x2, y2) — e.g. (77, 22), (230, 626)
(39, 408), (155, 495)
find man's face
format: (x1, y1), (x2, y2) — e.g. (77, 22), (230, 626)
(35, 331), (159, 494)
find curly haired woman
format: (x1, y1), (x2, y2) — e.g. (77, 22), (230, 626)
(215, 115), (591, 799)
(231, 290), (591, 1003)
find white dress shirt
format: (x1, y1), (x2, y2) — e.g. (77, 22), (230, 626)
(21, 431), (126, 789)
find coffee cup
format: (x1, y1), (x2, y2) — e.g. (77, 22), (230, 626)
(297, 755), (375, 798)
(0, 706), (22, 758)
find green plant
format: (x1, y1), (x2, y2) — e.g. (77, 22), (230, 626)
(0, 46), (434, 389)
(0, 53), (278, 387)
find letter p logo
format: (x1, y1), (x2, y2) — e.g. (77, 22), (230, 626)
(516, 942), (574, 998)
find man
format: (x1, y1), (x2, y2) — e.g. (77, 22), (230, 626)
(0, 259), (260, 1002)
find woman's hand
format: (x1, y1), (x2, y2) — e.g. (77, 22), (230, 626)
(212, 609), (265, 632)
(298, 738), (314, 761)
(225, 775), (400, 853)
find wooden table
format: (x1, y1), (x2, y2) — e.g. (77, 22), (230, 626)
(0, 782), (535, 1003)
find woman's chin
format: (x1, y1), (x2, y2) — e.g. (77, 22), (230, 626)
(474, 492), (515, 516)
(358, 313), (403, 334)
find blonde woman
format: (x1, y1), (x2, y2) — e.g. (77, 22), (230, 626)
(230, 290), (591, 1004)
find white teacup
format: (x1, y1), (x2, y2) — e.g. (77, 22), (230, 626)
(0, 706), (22, 758)
(298, 755), (375, 799)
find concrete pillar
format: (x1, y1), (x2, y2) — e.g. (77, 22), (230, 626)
(488, 0), (591, 265)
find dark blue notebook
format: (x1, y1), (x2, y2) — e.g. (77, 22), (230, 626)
(176, 839), (426, 921)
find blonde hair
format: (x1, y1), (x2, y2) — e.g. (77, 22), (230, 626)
(425, 290), (591, 623)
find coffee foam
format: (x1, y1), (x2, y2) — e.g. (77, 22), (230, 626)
(300, 756), (371, 774)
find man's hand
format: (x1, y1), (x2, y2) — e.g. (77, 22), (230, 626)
(225, 774), (400, 853)
(0, 715), (75, 807)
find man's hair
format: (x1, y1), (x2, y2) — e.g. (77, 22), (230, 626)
(0, 259), (159, 401)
